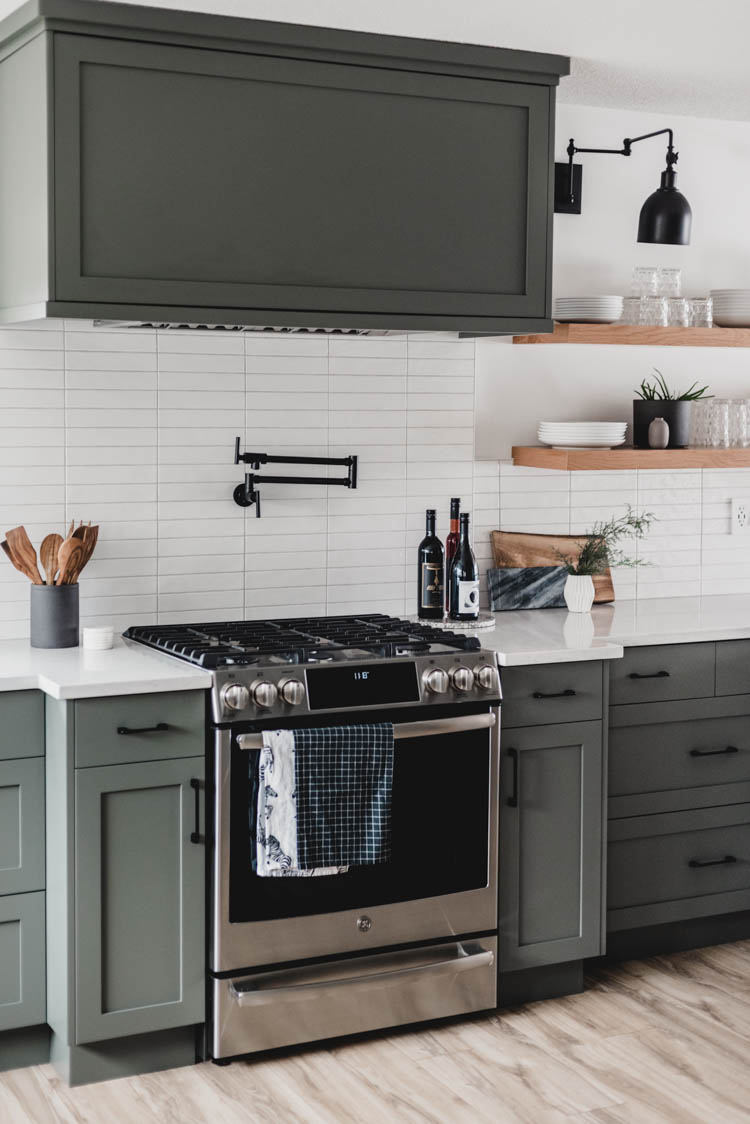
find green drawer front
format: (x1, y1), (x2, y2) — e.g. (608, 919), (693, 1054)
(609, 715), (750, 801)
(0, 757), (45, 896)
(0, 892), (45, 1032)
(608, 804), (750, 928)
(500, 662), (602, 729)
(716, 639), (750, 697)
(0, 691), (44, 761)
(75, 691), (206, 767)
(610, 643), (715, 705)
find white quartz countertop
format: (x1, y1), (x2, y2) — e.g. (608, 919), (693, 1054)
(474, 594), (750, 667)
(0, 637), (211, 698)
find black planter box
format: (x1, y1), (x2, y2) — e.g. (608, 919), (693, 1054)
(632, 400), (692, 448)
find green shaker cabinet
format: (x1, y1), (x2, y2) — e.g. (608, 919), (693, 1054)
(0, 892), (46, 1033)
(74, 757), (205, 1044)
(499, 720), (604, 971)
(0, 1), (568, 333)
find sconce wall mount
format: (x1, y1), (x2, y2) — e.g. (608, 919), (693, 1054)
(554, 126), (692, 245)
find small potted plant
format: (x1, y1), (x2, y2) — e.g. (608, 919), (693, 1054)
(633, 369), (712, 448)
(557, 508), (654, 612)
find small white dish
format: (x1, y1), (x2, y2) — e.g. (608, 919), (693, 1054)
(83, 626), (115, 650)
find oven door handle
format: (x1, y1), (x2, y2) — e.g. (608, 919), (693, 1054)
(236, 711), (496, 750)
(228, 948), (494, 1005)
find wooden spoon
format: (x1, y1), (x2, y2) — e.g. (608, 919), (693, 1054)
(40, 533), (63, 586)
(0, 539), (26, 577)
(79, 524), (99, 572)
(55, 535), (78, 586)
(5, 526), (43, 584)
(57, 541), (84, 585)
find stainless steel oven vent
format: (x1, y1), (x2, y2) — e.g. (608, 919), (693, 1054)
(92, 321), (406, 336)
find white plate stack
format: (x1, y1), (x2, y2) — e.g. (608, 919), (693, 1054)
(538, 421), (628, 449)
(710, 290), (750, 327)
(553, 296), (624, 323)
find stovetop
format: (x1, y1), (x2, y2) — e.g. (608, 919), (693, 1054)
(123, 614), (482, 669)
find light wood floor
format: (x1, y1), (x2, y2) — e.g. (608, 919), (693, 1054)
(2, 941), (750, 1124)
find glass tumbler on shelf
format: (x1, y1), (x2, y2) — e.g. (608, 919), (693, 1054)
(639, 296), (669, 327)
(631, 266), (658, 297)
(667, 298), (690, 327)
(656, 267), (682, 297)
(688, 298), (713, 327)
(728, 400), (749, 448)
(620, 297), (642, 325)
(707, 399), (730, 448)
(689, 400), (709, 447)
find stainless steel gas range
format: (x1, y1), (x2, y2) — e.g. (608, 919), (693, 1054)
(124, 614), (501, 1061)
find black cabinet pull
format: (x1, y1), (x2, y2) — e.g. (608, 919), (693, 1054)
(532, 689), (576, 700)
(190, 777), (205, 845)
(690, 745), (740, 758)
(506, 747), (519, 807)
(688, 855), (737, 868)
(117, 722), (170, 736)
(627, 670), (669, 680)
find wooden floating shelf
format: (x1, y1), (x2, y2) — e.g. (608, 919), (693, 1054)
(512, 323), (750, 347)
(512, 446), (750, 471)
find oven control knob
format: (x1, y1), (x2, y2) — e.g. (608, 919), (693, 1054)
(476, 664), (498, 691)
(279, 678), (305, 706)
(252, 680), (278, 709)
(451, 666), (475, 692)
(221, 683), (250, 712)
(423, 667), (450, 695)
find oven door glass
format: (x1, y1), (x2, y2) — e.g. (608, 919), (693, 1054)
(227, 704), (492, 924)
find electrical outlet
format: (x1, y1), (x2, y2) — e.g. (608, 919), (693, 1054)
(731, 499), (750, 533)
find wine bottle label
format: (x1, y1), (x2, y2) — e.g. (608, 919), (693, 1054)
(457, 579), (479, 614)
(421, 563), (443, 607)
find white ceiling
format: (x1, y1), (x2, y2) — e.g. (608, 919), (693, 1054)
(4, 0), (749, 121)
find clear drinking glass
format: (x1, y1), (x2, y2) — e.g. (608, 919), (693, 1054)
(667, 298), (690, 326)
(657, 267), (682, 297)
(631, 266), (658, 297)
(688, 298), (713, 327)
(728, 399), (749, 447)
(639, 296), (669, 326)
(689, 400), (709, 447)
(708, 399), (730, 448)
(620, 297), (642, 325)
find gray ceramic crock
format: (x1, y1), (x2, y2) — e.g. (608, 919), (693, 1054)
(30, 583), (79, 648)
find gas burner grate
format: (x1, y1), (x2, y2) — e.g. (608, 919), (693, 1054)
(123, 613), (481, 668)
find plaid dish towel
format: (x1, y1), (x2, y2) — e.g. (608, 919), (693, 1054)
(254, 723), (394, 877)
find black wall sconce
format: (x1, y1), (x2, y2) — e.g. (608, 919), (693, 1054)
(233, 437), (357, 518)
(554, 127), (692, 245)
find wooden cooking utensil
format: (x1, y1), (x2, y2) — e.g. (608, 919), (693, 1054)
(55, 534), (78, 586)
(79, 524), (99, 570)
(57, 541), (84, 585)
(40, 533), (63, 586)
(5, 526), (43, 584)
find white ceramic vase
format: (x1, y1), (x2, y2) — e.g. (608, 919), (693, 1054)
(564, 574), (595, 613)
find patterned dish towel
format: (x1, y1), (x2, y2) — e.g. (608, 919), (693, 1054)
(255, 723), (394, 878)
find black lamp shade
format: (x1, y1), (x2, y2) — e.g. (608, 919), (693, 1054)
(637, 169), (692, 245)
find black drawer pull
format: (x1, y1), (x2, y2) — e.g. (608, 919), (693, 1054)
(507, 747), (519, 807)
(532, 689), (576, 700)
(190, 777), (205, 845)
(690, 745), (740, 758)
(627, 670), (670, 680)
(117, 722), (170, 736)
(688, 855), (737, 869)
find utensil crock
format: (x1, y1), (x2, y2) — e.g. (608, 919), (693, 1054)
(30, 583), (79, 648)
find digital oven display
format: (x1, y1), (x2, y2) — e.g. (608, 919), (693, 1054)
(306, 662), (420, 710)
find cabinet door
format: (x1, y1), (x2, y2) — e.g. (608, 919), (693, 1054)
(499, 721), (603, 972)
(75, 757), (205, 1044)
(0, 892), (45, 1032)
(0, 757), (45, 896)
(54, 34), (551, 325)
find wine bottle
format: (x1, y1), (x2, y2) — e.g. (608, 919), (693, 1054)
(445, 497), (460, 611)
(417, 509), (444, 620)
(449, 512), (479, 621)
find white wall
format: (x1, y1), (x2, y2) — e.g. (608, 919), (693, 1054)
(0, 324), (497, 639)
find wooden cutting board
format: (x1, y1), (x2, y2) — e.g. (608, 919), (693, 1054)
(490, 530), (615, 603)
